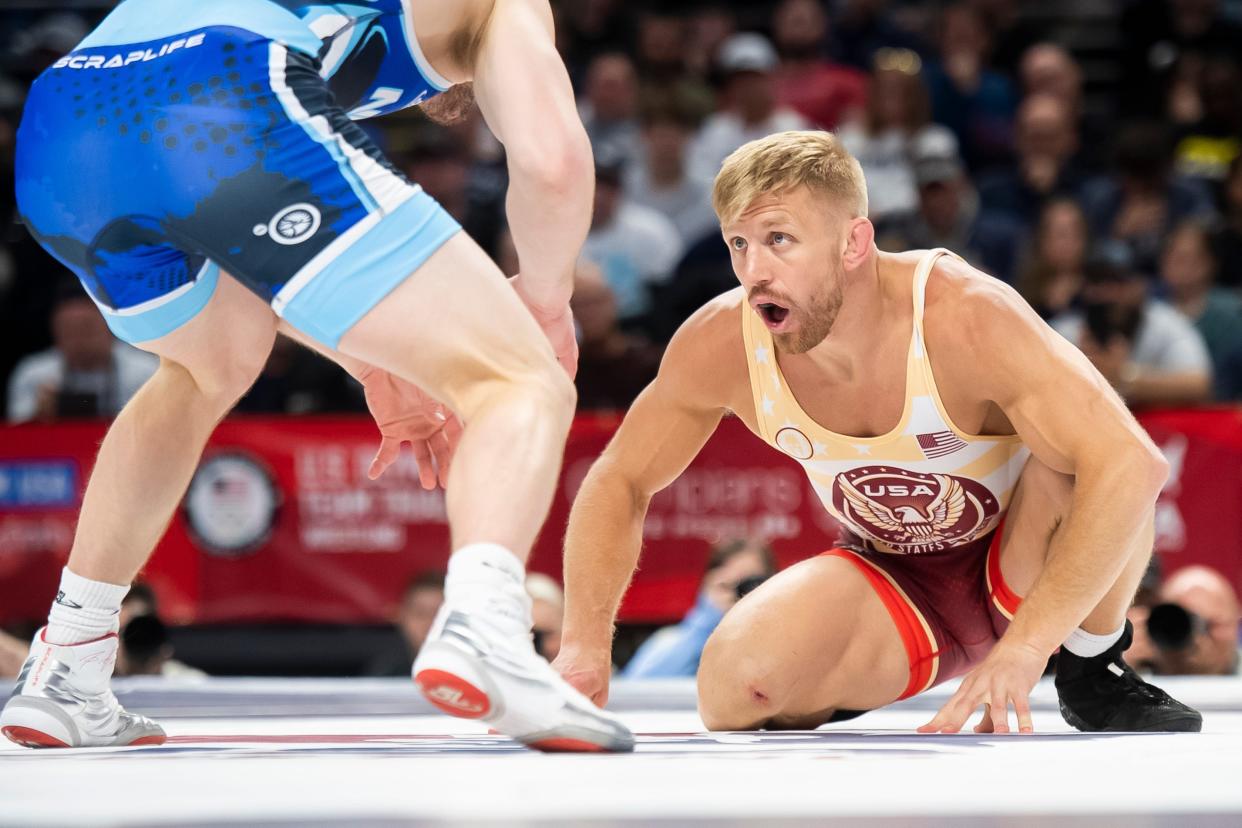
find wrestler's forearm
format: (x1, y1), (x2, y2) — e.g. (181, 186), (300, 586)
(503, 147), (593, 313)
(1001, 458), (1166, 655)
(561, 463), (649, 651)
(472, 0), (593, 315)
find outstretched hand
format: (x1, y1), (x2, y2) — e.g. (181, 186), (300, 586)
(359, 367), (463, 488)
(918, 640), (1047, 734)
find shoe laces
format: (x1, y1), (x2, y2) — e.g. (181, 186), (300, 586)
(1108, 658), (1166, 704)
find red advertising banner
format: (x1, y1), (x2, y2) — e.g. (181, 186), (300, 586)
(1, 409), (1239, 627)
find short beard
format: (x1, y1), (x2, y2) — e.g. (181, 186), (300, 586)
(774, 276), (844, 354)
(420, 83), (475, 126)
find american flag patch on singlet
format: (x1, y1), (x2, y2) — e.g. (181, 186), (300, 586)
(917, 431), (968, 459)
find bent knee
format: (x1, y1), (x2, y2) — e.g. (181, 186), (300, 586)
(697, 632), (786, 731)
(174, 334), (273, 413)
(454, 353), (576, 425)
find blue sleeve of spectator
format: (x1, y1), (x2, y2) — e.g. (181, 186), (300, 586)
(621, 594), (726, 679)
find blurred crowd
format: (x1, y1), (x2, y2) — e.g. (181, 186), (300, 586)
(3, 1), (1242, 420)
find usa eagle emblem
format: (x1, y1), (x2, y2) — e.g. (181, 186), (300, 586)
(832, 467), (998, 553)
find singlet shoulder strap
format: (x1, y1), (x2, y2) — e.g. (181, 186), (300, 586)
(912, 248), (951, 322)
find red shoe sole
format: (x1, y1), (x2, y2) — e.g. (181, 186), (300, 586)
(2, 726), (166, 748)
(414, 669), (491, 719)
(2, 726), (68, 748)
(129, 734), (167, 746)
(527, 738), (607, 753)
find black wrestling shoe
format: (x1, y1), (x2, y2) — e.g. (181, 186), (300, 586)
(1055, 620), (1202, 733)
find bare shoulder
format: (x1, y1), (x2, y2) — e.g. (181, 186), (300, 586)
(922, 254), (1089, 406)
(659, 288), (750, 411)
(922, 255), (1046, 347)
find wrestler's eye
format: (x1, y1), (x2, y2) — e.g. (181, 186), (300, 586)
(731, 237), (747, 251)
(770, 232), (790, 245)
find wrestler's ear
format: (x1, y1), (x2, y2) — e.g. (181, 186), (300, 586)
(841, 217), (874, 271)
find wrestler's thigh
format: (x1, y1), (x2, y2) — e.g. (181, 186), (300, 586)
(697, 554), (910, 731)
(997, 455), (1074, 597)
(336, 232), (566, 416)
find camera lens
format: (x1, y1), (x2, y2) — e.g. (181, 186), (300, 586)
(735, 575), (769, 599)
(1147, 602), (1203, 653)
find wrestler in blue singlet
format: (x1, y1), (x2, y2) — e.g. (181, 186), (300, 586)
(17, 0), (461, 347)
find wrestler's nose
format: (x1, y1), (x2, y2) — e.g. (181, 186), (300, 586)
(736, 253), (773, 290)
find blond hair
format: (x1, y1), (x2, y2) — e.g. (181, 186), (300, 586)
(711, 130), (868, 226)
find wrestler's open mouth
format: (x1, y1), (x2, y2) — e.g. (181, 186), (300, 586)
(758, 303), (789, 326)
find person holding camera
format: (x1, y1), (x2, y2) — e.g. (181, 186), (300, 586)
(622, 539), (775, 679)
(1128, 565), (1241, 676)
(1050, 242), (1211, 407)
(6, 288), (157, 423)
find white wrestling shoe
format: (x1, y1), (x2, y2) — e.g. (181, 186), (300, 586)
(1, 629), (166, 748)
(414, 607), (635, 753)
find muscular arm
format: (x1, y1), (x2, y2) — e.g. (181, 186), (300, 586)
(961, 280), (1169, 656)
(471, 0), (592, 314)
(560, 300), (743, 656)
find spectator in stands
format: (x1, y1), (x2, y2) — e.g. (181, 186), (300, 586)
(526, 573), (564, 662)
(1081, 122), (1217, 276)
(1213, 155), (1242, 289)
(633, 10), (715, 123)
(977, 94), (1085, 225)
(1168, 55), (1242, 188)
(1120, 0), (1242, 119)
(683, 4), (737, 80)
(829, 0), (928, 71)
(114, 582), (206, 679)
(1052, 243), (1213, 408)
(687, 32), (808, 184)
(771, 0), (868, 131)
(657, 231), (737, 343)
(582, 153), (683, 326)
(923, 2), (1016, 170)
(879, 130), (1023, 284)
(1019, 43), (1108, 172)
(1159, 220), (1242, 400)
(578, 52), (642, 169)
(1155, 565), (1241, 676)
(571, 262), (662, 410)
(554, 0), (633, 86)
(6, 287), (157, 423)
(115, 615), (206, 679)
(119, 581), (158, 630)
(839, 49), (959, 227)
(624, 99), (717, 246)
(364, 571), (445, 678)
(623, 539), (775, 679)
(1016, 198), (1091, 320)
(971, 0), (1045, 77)
(1129, 566), (1241, 676)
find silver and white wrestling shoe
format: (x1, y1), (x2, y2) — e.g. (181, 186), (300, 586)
(414, 607), (635, 753)
(0, 629), (166, 748)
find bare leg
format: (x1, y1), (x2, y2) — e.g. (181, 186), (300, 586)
(696, 555), (909, 731)
(998, 457), (1154, 635)
(67, 273), (277, 585)
(336, 232), (575, 561)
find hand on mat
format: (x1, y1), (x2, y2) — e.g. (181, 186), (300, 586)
(360, 367), (462, 488)
(510, 274), (579, 379)
(552, 645), (613, 708)
(918, 640), (1046, 734)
